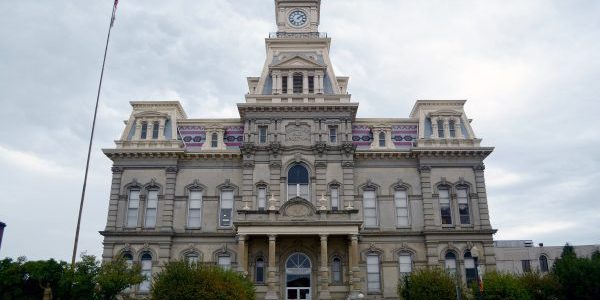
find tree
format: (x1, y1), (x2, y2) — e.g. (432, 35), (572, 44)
(518, 272), (561, 300)
(477, 271), (531, 300)
(151, 261), (255, 300)
(398, 268), (467, 300)
(552, 244), (600, 300)
(96, 257), (144, 300)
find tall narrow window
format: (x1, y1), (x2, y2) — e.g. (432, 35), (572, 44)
(258, 126), (267, 144)
(449, 120), (456, 137)
(394, 189), (409, 227)
(139, 253), (152, 292)
(144, 190), (158, 228)
(445, 252), (457, 275)
(255, 258), (265, 283)
(457, 186), (470, 224)
(219, 190), (234, 227)
(437, 119), (444, 138)
(331, 257), (342, 283)
(282, 76), (288, 93)
(152, 121), (159, 139)
(399, 252), (412, 275)
(140, 122), (148, 139)
(257, 187), (267, 211)
(366, 254), (381, 293)
(287, 164), (310, 200)
(187, 190), (202, 228)
(330, 186), (339, 211)
(293, 73), (303, 93)
(211, 133), (218, 148)
(363, 190), (378, 227)
(218, 255), (231, 270)
(379, 132), (386, 147)
(308, 76), (314, 93)
(329, 127), (337, 143)
(464, 251), (477, 286)
(123, 252), (134, 292)
(539, 255), (549, 272)
(439, 187), (452, 225)
(126, 189), (140, 228)
(522, 260), (531, 273)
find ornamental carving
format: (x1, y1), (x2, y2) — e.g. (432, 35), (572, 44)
(285, 124), (311, 145)
(281, 197), (316, 218)
(165, 166), (178, 174)
(342, 161), (354, 168)
(269, 142), (282, 156)
(419, 165), (431, 172)
(240, 142), (256, 157)
(474, 163), (485, 171)
(313, 141), (327, 155)
(111, 166), (123, 174)
(341, 142), (356, 155)
(243, 161), (255, 169)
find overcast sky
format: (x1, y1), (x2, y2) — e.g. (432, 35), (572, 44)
(1, 0), (599, 261)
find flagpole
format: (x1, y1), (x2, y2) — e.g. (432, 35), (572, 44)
(71, 0), (118, 268)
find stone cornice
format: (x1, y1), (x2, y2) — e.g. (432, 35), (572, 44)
(238, 102), (358, 119)
(103, 149), (242, 161)
(130, 100), (187, 119)
(353, 147), (493, 160)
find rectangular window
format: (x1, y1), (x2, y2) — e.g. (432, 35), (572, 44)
(394, 190), (409, 227)
(218, 256), (231, 270)
(256, 259), (265, 283)
(445, 256), (457, 275)
(363, 190), (378, 227)
(522, 260), (531, 272)
(330, 187), (339, 211)
(211, 133), (218, 148)
(258, 126), (268, 144)
(144, 190), (158, 228)
(126, 189), (140, 228)
(293, 74), (303, 93)
(282, 76), (288, 93)
(187, 190), (202, 228)
(140, 122), (148, 139)
(257, 187), (267, 211)
(140, 258), (152, 292)
(329, 127), (337, 143)
(457, 188), (470, 224)
(465, 257), (477, 286)
(366, 255), (381, 293)
(220, 190), (234, 227)
(439, 189), (452, 225)
(437, 120), (444, 138)
(308, 76), (314, 93)
(331, 258), (342, 283)
(152, 121), (159, 139)
(399, 253), (412, 275)
(449, 120), (456, 137)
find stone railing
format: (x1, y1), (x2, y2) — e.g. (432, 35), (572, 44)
(268, 32), (328, 39)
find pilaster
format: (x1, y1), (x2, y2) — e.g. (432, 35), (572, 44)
(265, 234), (279, 300)
(474, 164), (491, 229)
(419, 165), (436, 230)
(105, 166), (123, 231)
(319, 234), (332, 299)
(162, 166), (178, 232)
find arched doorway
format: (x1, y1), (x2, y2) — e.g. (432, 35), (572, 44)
(285, 252), (311, 300)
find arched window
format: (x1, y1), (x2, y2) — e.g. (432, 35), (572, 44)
(445, 252), (457, 275)
(539, 255), (549, 272)
(379, 132), (386, 147)
(330, 186), (340, 211)
(255, 258), (265, 283)
(218, 254), (232, 270)
(398, 252), (412, 275)
(293, 73), (303, 93)
(126, 189), (140, 228)
(144, 189), (158, 228)
(439, 186), (452, 225)
(449, 120), (456, 137)
(464, 251), (477, 286)
(457, 185), (470, 224)
(211, 133), (218, 148)
(139, 252), (152, 292)
(394, 188), (409, 227)
(123, 252), (133, 268)
(287, 164), (310, 200)
(185, 252), (199, 265)
(257, 185), (267, 211)
(331, 257), (342, 283)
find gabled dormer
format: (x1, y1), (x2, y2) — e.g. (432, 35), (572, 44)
(268, 55), (326, 95)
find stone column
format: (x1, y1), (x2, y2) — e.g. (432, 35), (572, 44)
(442, 117), (450, 138)
(159, 119), (166, 139)
(133, 120), (142, 140)
(431, 117), (439, 139)
(303, 72), (309, 94)
(106, 167), (123, 231)
(349, 234), (360, 294)
(287, 72), (293, 94)
(162, 166), (178, 232)
(318, 235), (332, 299)
(454, 117), (464, 138)
(272, 72), (280, 94)
(237, 234), (248, 274)
(265, 234), (279, 300)
(317, 71), (325, 94)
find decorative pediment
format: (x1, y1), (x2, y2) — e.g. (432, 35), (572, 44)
(428, 109), (462, 117)
(270, 55), (326, 70)
(133, 111), (169, 118)
(279, 197), (317, 219)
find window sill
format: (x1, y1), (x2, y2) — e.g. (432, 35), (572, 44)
(442, 224), (456, 229)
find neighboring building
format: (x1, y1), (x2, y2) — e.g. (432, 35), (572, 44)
(101, 1), (497, 299)
(494, 240), (600, 274)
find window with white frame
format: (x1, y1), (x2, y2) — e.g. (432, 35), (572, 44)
(363, 190), (378, 227)
(330, 186), (340, 211)
(539, 255), (549, 272)
(258, 126), (268, 144)
(399, 252), (412, 275)
(394, 189), (409, 227)
(331, 257), (342, 283)
(457, 186), (470, 224)
(378, 132), (386, 147)
(126, 189), (140, 228)
(255, 258), (265, 283)
(287, 164), (310, 200)
(211, 133), (218, 148)
(366, 254), (381, 293)
(185, 252), (199, 265)
(144, 189), (158, 228)
(218, 255), (231, 270)
(187, 190), (202, 228)
(329, 126), (337, 143)
(152, 121), (159, 139)
(257, 186), (267, 211)
(219, 190), (234, 227)
(445, 252), (457, 275)
(439, 187), (452, 225)
(139, 252), (152, 292)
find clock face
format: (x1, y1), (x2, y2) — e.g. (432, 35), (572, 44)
(288, 10), (307, 27)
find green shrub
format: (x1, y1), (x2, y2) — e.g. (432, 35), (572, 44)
(518, 272), (561, 300)
(398, 267), (467, 300)
(478, 271), (531, 300)
(552, 246), (600, 300)
(151, 261), (255, 300)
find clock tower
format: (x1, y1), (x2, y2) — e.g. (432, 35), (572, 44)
(275, 0), (321, 33)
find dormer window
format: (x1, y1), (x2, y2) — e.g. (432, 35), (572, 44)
(211, 133), (218, 148)
(282, 76), (288, 94)
(378, 132), (386, 147)
(449, 120), (456, 138)
(437, 119), (444, 138)
(140, 122), (148, 139)
(308, 76), (314, 93)
(152, 121), (159, 139)
(293, 73), (303, 93)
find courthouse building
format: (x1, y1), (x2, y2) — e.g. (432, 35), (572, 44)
(101, 1), (497, 299)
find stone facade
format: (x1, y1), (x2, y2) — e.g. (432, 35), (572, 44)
(101, 1), (497, 299)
